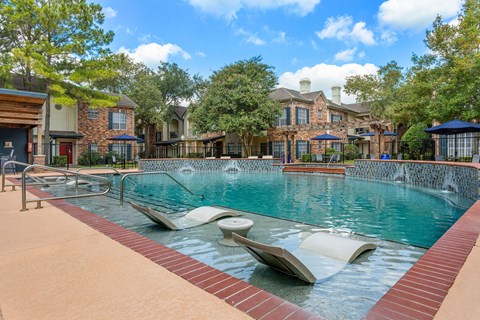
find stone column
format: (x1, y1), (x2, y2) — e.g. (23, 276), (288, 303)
(284, 134), (289, 163)
(33, 155), (46, 173)
(290, 134), (296, 163)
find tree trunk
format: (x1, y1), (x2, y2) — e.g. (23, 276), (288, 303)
(240, 133), (253, 158)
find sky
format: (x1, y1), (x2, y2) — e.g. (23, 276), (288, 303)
(95, 0), (464, 103)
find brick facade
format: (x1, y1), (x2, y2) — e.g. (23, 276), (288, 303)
(267, 94), (349, 159)
(77, 103), (136, 155)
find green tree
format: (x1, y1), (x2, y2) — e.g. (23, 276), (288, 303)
(344, 61), (405, 121)
(0, 0), (117, 158)
(401, 123), (429, 160)
(410, 0), (480, 122)
(189, 56), (281, 157)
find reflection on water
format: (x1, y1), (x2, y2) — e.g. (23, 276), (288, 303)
(49, 184), (427, 320)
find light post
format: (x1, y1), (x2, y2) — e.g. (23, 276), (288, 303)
(180, 134), (185, 158)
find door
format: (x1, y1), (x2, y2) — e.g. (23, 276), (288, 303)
(60, 142), (73, 164)
(215, 141), (223, 158)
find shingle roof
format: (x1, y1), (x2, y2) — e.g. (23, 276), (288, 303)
(269, 88), (313, 103)
(174, 106), (187, 119)
(110, 93), (138, 109)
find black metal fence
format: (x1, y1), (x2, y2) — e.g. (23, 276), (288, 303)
(34, 136), (480, 166)
(35, 142), (144, 168)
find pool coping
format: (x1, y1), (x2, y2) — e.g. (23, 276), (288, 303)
(26, 186), (321, 320)
(23, 178), (480, 320)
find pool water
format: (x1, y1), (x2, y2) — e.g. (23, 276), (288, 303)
(118, 172), (473, 248)
(47, 172), (473, 319)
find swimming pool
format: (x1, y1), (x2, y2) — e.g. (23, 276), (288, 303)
(47, 172), (473, 319)
(116, 172), (473, 248)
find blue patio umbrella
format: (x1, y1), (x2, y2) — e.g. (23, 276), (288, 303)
(310, 133), (342, 141)
(310, 134), (342, 160)
(424, 119), (480, 134)
(108, 134), (144, 168)
(425, 119), (480, 159)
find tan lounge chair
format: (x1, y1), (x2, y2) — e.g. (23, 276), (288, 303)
(130, 202), (239, 230)
(233, 232), (376, 284)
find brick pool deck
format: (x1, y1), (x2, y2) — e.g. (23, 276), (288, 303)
(1, 171), (479, 319)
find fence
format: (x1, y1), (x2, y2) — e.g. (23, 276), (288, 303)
(34, 136), (480, 166)
(35, 142), (144, 168)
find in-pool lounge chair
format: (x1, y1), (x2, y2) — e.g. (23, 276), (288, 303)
(233, 232), (376, 284)
(130, 202), (239, 230)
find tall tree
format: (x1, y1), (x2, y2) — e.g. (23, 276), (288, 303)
(189, 56), (281, 157)
(344, 61), (405, 121)
(0, 0), (117, 158)
(418, 0), (480, 122)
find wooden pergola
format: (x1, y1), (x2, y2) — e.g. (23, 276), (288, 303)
(0, 88), (47, 158)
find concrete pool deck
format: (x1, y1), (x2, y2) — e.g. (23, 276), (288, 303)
(1, 171), (480, 319)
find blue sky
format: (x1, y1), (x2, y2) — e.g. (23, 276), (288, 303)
(96, 0), (463, 103)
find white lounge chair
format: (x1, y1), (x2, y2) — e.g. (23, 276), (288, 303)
(233, 232), (376, 284)
(262, 155), (273, 159)
(130, 202), (239, 230)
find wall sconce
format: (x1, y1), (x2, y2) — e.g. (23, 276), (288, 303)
(4, 141), (13, 148)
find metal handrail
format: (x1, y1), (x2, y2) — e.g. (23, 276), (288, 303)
(1, 160), (70, 192)
(120, 171), (204, 205)
(21, 164), (111, 211)
(76, 167), (122, 189)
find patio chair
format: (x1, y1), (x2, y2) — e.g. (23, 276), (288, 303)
(472, 154), (480, 163)
(130, 202), (239, 230)
(316, 154), (323, 162)
(262, 155), (273, 159)
(248, 156), (258, 159)
(435, 155), (444, 161)
(220, 156), (231, 159)
(397, 153), (403, 160)
(310, 154), (316, 162)
(233, 232), (376, 284)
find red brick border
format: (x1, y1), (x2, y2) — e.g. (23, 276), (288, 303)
(366, 201), (480, 319)
(26, 187), (321, 320)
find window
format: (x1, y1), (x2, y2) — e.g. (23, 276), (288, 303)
(87, 108), (98, 120)
(89, 143), (98, 153)
(170, 132), (178, 139)
(331, 114), (342, 123)
(331, 142), (342, 152)
(275, 107), (290, 126)
(296, 140), (309, 159)
(355, 127), (369, 134)
(108, 112), (127, 130)
(296, 107), (309, 125)
(447, 132), (474, 158)
(155, 132), (162, 142)
(317, 110), (323, 121)
(238, 144), (242, 156)
(227, 143), (235, 154)
(272, 141), (285, 159)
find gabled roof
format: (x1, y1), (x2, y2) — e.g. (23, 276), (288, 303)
(110, 93), (138, 109)
(269, 88), (313, 103)
(174, 106), (187, 119)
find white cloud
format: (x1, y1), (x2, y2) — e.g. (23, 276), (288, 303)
(316, 16), (376, 45)
(380, 29), (397, 45)
(103, 7), (117, 19)
(351, 22), (375, 45)
(196, 51), (207, 58)
(118, 43), (192, 69)
(278, 63), (378, 103)
(236, 28), (265, 45)
(378, 0), (462, 30)
(334, 48), (357, 62)
(187, 0), (320, 19)
(316, 16), (352, 40)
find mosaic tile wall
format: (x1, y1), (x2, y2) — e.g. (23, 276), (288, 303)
(346, 160), (479, 200)
(139, 159), (283, 173)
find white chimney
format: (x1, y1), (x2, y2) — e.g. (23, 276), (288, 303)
(332, 85), (341, 104)
(299, 78), (311, 94)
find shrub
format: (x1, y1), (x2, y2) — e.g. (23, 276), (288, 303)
(53, 155), (67, 166)
(302, 154), (311, 162)
(78, 150), (101, 166)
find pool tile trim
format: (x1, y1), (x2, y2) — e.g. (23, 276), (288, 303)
(26, 187), (320, 320)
